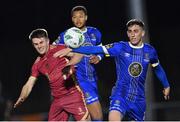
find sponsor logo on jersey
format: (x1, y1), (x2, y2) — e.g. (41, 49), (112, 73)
(128, 62), (143, 77)
(144, 53), (150, 62)
(124, 52), (130, 57)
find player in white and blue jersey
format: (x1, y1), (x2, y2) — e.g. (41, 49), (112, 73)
(53, 6), (103, 121)
(54, 19), (171, 121)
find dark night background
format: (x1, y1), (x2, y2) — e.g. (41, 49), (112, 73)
(0, 0), (180, 120)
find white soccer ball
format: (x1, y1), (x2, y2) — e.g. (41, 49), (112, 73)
(64, 27), (85, 48)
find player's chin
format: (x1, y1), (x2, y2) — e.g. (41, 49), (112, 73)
(75, 25), (83, 29)
(38, 50), (46, 55)
(131, 41), (139, 45)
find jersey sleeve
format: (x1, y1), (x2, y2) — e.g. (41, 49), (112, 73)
(153, 64), (170, 88)
(72, 42), (122, 57)
(103, 42), (123, 57)
(149, 46), (170, 88)
(149, 47), (159, 67)
(94, 28), (102, 45)
(31, 58), (40, 78)
(72, 45), (104, 55)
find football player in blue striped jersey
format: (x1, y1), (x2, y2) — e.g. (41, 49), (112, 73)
(54, 19), (170, 121)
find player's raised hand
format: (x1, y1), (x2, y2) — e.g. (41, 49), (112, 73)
(89, 55), (100, 64)
(53, 48), (72, 58)
(14, 97), (25, 108)
(163, 87), (170, 100)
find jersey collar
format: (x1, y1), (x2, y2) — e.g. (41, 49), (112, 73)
(81, 27), (87, 34)
(128, 42), (144, 49)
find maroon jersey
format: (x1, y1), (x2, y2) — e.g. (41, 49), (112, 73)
(31, 45), (77, 98)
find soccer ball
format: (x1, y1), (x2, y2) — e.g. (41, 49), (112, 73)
(64, 27), (85, 48)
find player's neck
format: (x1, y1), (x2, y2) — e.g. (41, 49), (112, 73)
(129, 41), (144, 49)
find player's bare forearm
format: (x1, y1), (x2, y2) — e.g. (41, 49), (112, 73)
(14, 76), (36, 108)
(66, 53), (83, 66)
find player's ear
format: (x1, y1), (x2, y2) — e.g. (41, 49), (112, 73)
(127, 31), (130, 38)
(47, 38), (50, 44)
(142, 30), (145, 37)
(85, 15), (88, 21)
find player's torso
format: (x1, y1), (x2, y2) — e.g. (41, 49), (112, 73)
(36, 45), (76, 97)
(114, 42), (153, 101)
(37, 46), (66, 81)
(76, 27), (100, 82)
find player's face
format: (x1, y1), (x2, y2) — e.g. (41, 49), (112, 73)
(127, 24), (145, 46)
(72, 10), (87, 30)
(32, 37), (49, 55)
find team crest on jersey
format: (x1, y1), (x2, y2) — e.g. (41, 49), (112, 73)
(105, 43), (114, 49)
(115, 100), (120, 105)
(90, 33), (96, 41)
(128, 62), (143, 77)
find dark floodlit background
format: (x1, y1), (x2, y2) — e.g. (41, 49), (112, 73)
(0, 0), (180, 120)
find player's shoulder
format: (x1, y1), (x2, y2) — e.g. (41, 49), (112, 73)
(87, 26), (98, 30)
(144, 43), (156, 50)
(87, 26), (101, 32)
(57, 31), (66, 38)
(104, 40), (127, 49)
(143, 43), (157, 54)
(119, 40), (128, 44)
(115, 40), (128, 46)
(34, 57), (41, 64)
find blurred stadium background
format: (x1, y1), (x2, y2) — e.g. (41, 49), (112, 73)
(0, 0), (179, 120)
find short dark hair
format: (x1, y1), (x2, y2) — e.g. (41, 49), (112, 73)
(29, 28), (48, 40)
(126, 19), (145, 29)
(71, 5), (87, 16)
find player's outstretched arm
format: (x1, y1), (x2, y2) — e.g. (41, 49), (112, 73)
(14, 76), (37, 108)
(53, 48), (72, 58)
(153, 64), (170, 100)
(53, 46), (105, 58)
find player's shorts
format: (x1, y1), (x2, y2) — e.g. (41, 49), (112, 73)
(78, 80), (99, 104)
(48, 86), (88, 121)
(109, 95), (146, 121)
